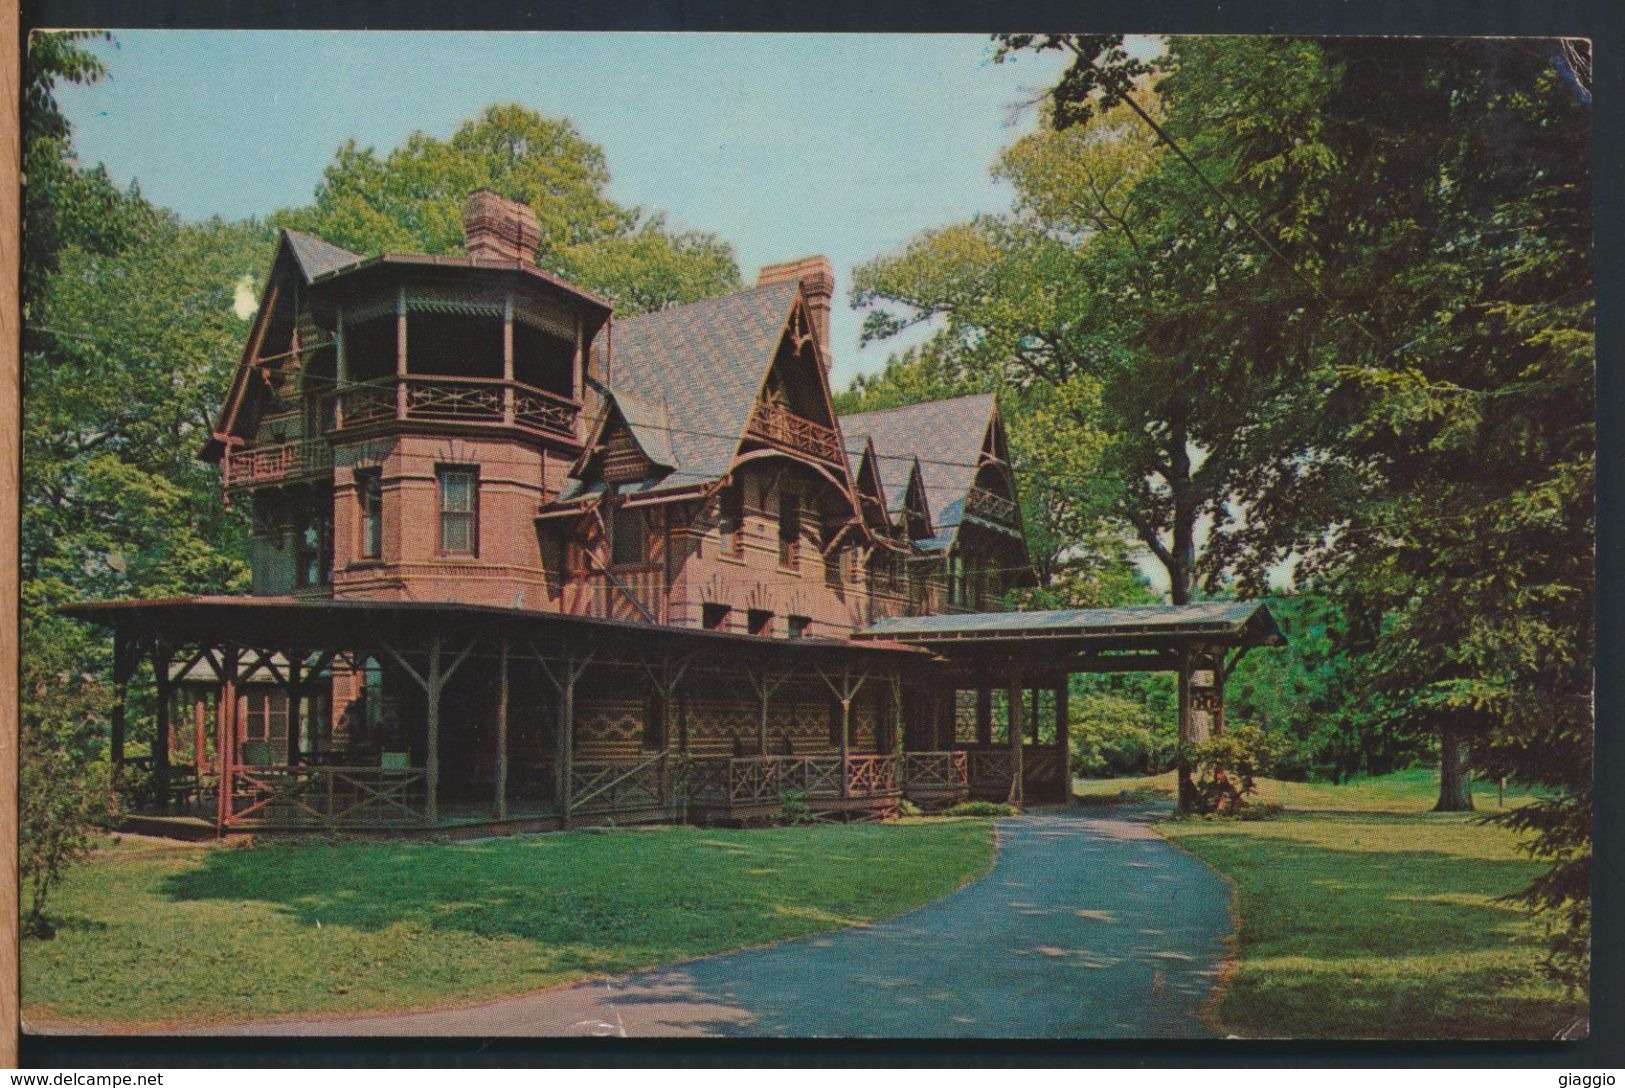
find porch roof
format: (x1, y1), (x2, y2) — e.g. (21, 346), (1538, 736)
(61, 595), (929, 667)
(854, 602), (1283, 662)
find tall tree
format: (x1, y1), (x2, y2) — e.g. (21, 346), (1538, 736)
(275, 103), (743, 315)
(1005, 34), (1593, 982)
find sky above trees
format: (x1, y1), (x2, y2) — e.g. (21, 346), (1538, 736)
(50, 31), (1130, 385)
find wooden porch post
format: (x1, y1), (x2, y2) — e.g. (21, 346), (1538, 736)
(530, 645), (593, 826)
(285, 655), (303, 766)
(746, 666), (791, 757)
(215, 647), (239, 832)
(193, 694), (208, 778)
(150, 644), (171, 804)
(496, 636), (510, 821)
(110, 629), (132, 770)
(1007, 670), (1025, 807)
(425, 638), (442, 824)
(816, 663), (869, 801)
(1055, 678), (1070, 761)
(379, 634), (478, 827)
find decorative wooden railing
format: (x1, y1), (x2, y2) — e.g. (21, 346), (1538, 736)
(1021, 747), (1067, 786)
(967, 749), (1019, 796)
(746, 401), (844, 466)
(336, 376), (580, 441)
(226, 765), (428, 828)
(569, 753), (676, 815)
(688, 754), (901, 809)
(222, 438), (333, 492)
(964, 486), (1021, 529)
(902, 751), (969, 791)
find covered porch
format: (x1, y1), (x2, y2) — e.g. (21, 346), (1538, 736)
(858, 602), (1286, 806)
(65, 596), (935, 835)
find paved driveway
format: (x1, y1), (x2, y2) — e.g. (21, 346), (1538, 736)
(203, 806), (1232, 1039)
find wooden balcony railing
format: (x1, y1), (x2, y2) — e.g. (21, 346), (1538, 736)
(569, 753), (677, 816)
(902, 751), (969, 791)
(746, 401), (844, 466)
(222, 438), (333, 492)
(226, 765), (428, 829)
(687, 754), (901, 810)
(964, 485), (1020, 528)
(336, 376), (580, 441)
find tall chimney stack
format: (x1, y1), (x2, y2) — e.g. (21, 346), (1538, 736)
(757, 256), (834, 371)
(462, 189), (542, 264)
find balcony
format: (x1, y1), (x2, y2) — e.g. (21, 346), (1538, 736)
(335, 375), (580, 442)
(222, 438), (333, 492)
(746, 401), (844, 466)
(964, 485), (1020, 529)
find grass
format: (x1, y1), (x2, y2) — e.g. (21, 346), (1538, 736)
(1073, 766), (1539, 812)
(1076, 768), (1583, 1039)
(22, 819), (994, 1029)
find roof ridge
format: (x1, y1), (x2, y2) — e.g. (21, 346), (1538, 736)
(837, 391), (995, 421)
(613, 278), (798, 329)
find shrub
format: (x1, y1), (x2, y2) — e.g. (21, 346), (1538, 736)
(1190, 725), (1275, 815)
(776, 790), (814, 826)
(943, 801), (1017, 818)
(21, 723), (120, 938)
(895, 798), (923, 818)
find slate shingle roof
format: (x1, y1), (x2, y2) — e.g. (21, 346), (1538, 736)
(607, 388), (677, 471)
(594, 280), (801, 494)
(282, 229), (362, 281)
(838, 393), (996, 532)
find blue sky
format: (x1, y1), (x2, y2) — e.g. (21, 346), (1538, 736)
(55, 31), (1097, 388)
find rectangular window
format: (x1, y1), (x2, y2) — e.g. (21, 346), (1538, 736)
(357, 469), (382, 559)
(703, 603), (731, 631)
(611, 505), (646, 566)
(240, 690), (289, 765)
(778, 491), (800, 568)
(954, 690), (979, 744)
(719, 483), (744, 557)
(788, 615), (810, 640)
(748, 609), (773, 637)
(294, 511), (332, 588)
(438, 467), (478, 555)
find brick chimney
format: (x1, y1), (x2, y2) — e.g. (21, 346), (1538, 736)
(462, 189), (542, 264)
(757, 256), (834, 370)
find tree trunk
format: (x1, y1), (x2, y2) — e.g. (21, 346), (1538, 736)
(1434, 721), (1475, 812)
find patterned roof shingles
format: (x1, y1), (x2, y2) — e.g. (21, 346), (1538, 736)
(595, 280), (800, 493)
(839, 393), (996, 530)
(858, 602), (1283, 643)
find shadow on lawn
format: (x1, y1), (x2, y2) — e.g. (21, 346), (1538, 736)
(1173, 829), (1544, 962)
(157, 838), (765, 948)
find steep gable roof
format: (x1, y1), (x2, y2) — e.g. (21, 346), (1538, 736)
(596, 279), (802, 493)
(838, 393), (997, 531)
(282, 229), (362, 281)
(575, 388), (678, 482)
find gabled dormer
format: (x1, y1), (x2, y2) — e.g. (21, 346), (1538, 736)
(572, 389), (679, 491)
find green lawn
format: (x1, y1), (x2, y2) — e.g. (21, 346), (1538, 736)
(23, 820), (994, 1029)
(1078, 769), (1583, 1039)
(1074, 766), (1538, 812)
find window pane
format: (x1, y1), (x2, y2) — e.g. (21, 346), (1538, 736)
(440, 471), (474, 513)
(442, 512), (473, 554)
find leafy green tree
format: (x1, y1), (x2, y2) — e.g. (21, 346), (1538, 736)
(275, 103), (742, 314)
(1004, 33), (1592, 983)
